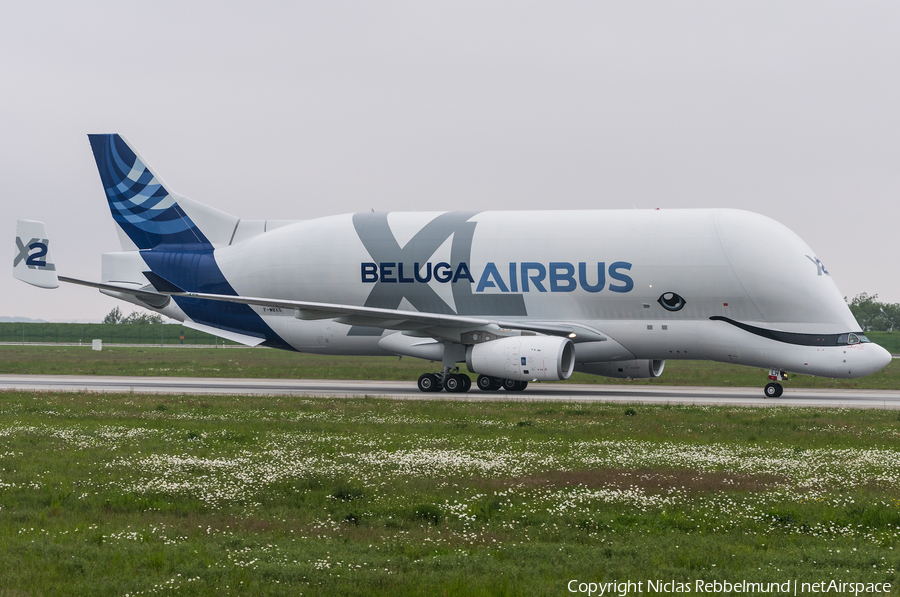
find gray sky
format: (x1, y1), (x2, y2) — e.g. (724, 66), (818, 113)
(3, 1), (899, 321)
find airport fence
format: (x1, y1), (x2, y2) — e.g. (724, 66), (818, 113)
(0, 322), (233, 346)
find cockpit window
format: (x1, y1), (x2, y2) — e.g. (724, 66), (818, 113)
(836, 333), (871, 345)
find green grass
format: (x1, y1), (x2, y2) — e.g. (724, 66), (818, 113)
(869, 332), (900, 355)
(1, 345), (899, 390)
(0, 392), (899, 595)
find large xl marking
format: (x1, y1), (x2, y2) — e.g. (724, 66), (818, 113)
(352, 212), (527, 327)
(14, 237), (55, 270)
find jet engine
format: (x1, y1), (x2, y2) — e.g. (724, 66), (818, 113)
(466, 336), (575, 381)
(575, 359), (665, 379)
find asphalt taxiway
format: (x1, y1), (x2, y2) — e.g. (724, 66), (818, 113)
(1, 374), (899, 409)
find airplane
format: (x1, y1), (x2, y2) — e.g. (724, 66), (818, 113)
(13, 134), (892, 397)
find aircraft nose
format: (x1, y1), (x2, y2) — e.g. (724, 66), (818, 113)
(870, 343), (893, 374)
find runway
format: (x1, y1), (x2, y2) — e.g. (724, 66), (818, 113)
(1, 374), (899, 409)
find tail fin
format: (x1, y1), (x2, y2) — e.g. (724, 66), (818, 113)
(88, 134), (238, 251)
(13, 220), (59, 289)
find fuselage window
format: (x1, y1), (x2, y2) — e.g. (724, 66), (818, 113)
(837, 334), (848, 345)
(848, 333), (860, 345)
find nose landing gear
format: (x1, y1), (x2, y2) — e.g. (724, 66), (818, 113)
(764, 369), (788, 398)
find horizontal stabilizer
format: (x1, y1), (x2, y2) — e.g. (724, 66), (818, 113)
(142, 271), (186, 293)
(13, 220), (59, 289)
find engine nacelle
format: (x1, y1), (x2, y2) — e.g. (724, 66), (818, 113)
(466, 336), (575, 381)
(575, 359), (665, 379)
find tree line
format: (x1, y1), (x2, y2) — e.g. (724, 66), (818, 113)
(102, 306), (163, 325)
(847, 294), (900, 332)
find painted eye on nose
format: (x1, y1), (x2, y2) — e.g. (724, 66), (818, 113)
(658, 292), (686, 312)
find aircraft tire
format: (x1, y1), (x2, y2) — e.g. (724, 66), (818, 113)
(444, 374), (463, 393)
(501, 379), (528, 392)
(418, 373), (441, 393)
(461, 375), (472, 392)
(764, 382), (782, 398)
(477, 375), (499, 391)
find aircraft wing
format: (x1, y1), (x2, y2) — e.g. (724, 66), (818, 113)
(57, 275), (584, 340)
(170, 290), (580, 338)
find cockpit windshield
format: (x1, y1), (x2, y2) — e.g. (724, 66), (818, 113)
(837, 333), (871, 345)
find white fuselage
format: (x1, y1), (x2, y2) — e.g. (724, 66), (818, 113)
(150, 208), (890, 379)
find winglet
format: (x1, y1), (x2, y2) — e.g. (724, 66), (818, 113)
(142, 271), (186, 294)
(13, 220), (59, 289)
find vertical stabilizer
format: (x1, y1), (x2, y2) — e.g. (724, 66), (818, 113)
(88, 134), (239, 251)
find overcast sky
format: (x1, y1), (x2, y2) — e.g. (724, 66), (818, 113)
(3, 1), (899, 321)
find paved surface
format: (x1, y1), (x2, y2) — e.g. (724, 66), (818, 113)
(1, 374), (899, 409)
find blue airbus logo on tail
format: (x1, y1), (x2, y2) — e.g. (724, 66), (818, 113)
(88, 134), (210, 250)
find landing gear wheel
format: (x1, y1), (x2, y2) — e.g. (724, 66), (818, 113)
(445, 374), (466, 393)
(418, 373), (441, 393)
(764, 382), (783, 398)
(477, 375), (500, 391)
(502, 379), (528, 392)
(460, 375), (472, 392)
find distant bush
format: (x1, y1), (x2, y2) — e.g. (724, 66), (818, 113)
(103, 306), (164, 325)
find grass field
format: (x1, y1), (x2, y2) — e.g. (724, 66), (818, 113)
(0, 392), (898, 595)
(870, 332), (900, 354)
(1, 345), (899, 391)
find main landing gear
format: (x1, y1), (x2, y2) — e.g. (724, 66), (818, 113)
(478, 375), (528, 392)
(764, 369), (788, 398)
(417, 368), (472, 393)
(415, 369), (527, 393)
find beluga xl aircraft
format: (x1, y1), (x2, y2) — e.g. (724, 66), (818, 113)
(13, 134), (892, 397)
